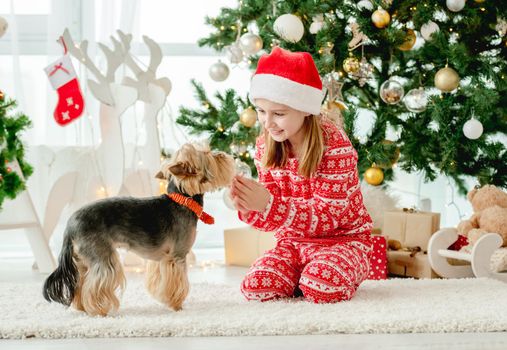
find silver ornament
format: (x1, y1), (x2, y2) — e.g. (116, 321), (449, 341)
(349, 57), (374, 87)
(446, 0), (466, 12)
(403, 88), (428, 113)
(239, 32), (263, 56)
(235, 159), (252, 178)
(463, 118), (483, 140)
(309, 14), (324, 34)
(209, 61), (229, 82)
(380, 79), (405, 105)
(225, 42), (244, 64)
(230, 143), (239, 154)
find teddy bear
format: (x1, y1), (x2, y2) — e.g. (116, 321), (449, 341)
(457, 185), (507, 248)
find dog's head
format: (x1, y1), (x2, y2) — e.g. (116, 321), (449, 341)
(156, 143), (234, 196)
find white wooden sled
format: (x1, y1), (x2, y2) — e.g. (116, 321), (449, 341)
(428, 227), (507, 282)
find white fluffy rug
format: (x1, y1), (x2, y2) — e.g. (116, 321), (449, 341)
(1, 277), (507, 339)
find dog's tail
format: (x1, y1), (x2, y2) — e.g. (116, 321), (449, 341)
(42, 234), (78, 306)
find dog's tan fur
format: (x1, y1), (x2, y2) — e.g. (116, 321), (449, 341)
(44, 143), (234, 316)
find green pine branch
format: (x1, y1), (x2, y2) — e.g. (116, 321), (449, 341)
(0, 95), (33, 210)
(186, 0), (506, 195)
(176, 80), (259, 176)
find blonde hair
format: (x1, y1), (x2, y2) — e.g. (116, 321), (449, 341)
(262, 115), (324, 178)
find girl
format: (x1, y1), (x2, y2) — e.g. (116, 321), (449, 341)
(230, 47), (373, 303)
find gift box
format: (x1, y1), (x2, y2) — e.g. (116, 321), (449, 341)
(383, 209), (440, 252)
(223, 226), (276, 267)
(387, 250), (439, 279)
(368, 235), (388, 280)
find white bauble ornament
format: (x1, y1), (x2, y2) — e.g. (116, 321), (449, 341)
(309, 14), (324, 34)
(226, 42), (244, 64)
(235, 159), (252, 178)
(463, 118), (484, 140)
(357, 0), (374, 11)
(209, 61), (229, 82)
(273, 14), (305, 43)
(446, 0), (466, 12)
(0, 16), (8, 38)
(380, 79), (404, 105)
(420, 21), (440, 41)
(223, 188), (235, 210)
(403, 87), (428, 113)
(239, 32), (263, 55)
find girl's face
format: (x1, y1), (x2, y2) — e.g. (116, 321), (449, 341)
(254, 99), (308, 145)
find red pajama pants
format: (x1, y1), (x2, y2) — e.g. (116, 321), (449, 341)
(241, 234), (372, 303)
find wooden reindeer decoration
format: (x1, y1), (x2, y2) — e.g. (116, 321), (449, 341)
(61, 28), (137, 197)
(117, 30), (171, 196)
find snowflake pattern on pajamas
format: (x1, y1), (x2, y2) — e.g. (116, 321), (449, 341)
(241, 234), (372, 303)
(238, 118), (374, 303)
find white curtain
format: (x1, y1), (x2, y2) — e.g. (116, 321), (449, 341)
(0, 0), (473, 258)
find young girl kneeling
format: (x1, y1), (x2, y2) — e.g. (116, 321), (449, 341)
(231, 47), (373, 303)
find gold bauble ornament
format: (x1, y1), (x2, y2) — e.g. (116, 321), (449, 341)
(371, 8), (390, 29)
(364, 166), (384, 186)
(434, 66), (460, 92)
(239, 107), (257, 128)
(343, 56), (360, 73)
(474, 0), (485, 2)
(398, 29), (416, 51)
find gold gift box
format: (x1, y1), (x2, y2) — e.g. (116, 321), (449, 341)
(387, 250), (439, 279)
(383, 209), (440, 252)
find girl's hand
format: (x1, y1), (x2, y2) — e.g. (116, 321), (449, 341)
(229, 186), (250, 215)
(231, 175), (271, 212)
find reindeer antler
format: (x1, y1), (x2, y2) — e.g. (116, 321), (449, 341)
(117, 30), (171, 102)
(61, 28), (124, 106)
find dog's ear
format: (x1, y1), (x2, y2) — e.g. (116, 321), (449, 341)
(155, 171), (166, 179)
(168, 161), (197, 177)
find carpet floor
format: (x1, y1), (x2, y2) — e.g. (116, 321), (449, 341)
(1, 277), (506, 339)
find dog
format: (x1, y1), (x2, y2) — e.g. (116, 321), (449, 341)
(42, 143), (234, 316)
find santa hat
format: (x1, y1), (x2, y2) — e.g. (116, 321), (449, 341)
(249, 47), (323, 116)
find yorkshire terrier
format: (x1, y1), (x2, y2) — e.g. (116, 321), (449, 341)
(43, 143), (234, 316)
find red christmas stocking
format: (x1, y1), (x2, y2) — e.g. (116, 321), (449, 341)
(44, 55), (84, 126)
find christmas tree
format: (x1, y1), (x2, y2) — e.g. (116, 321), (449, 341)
(177, 80), (260, 176)
(178, 0), (507, 194)
(0, 92), (33, 209)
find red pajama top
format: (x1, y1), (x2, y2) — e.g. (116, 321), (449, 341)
(239, 118), (372, 240)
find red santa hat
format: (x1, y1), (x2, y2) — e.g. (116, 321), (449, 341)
(249, 47), (323, 116)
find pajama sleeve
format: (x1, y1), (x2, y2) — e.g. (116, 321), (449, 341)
(239, 131), (364, 237)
